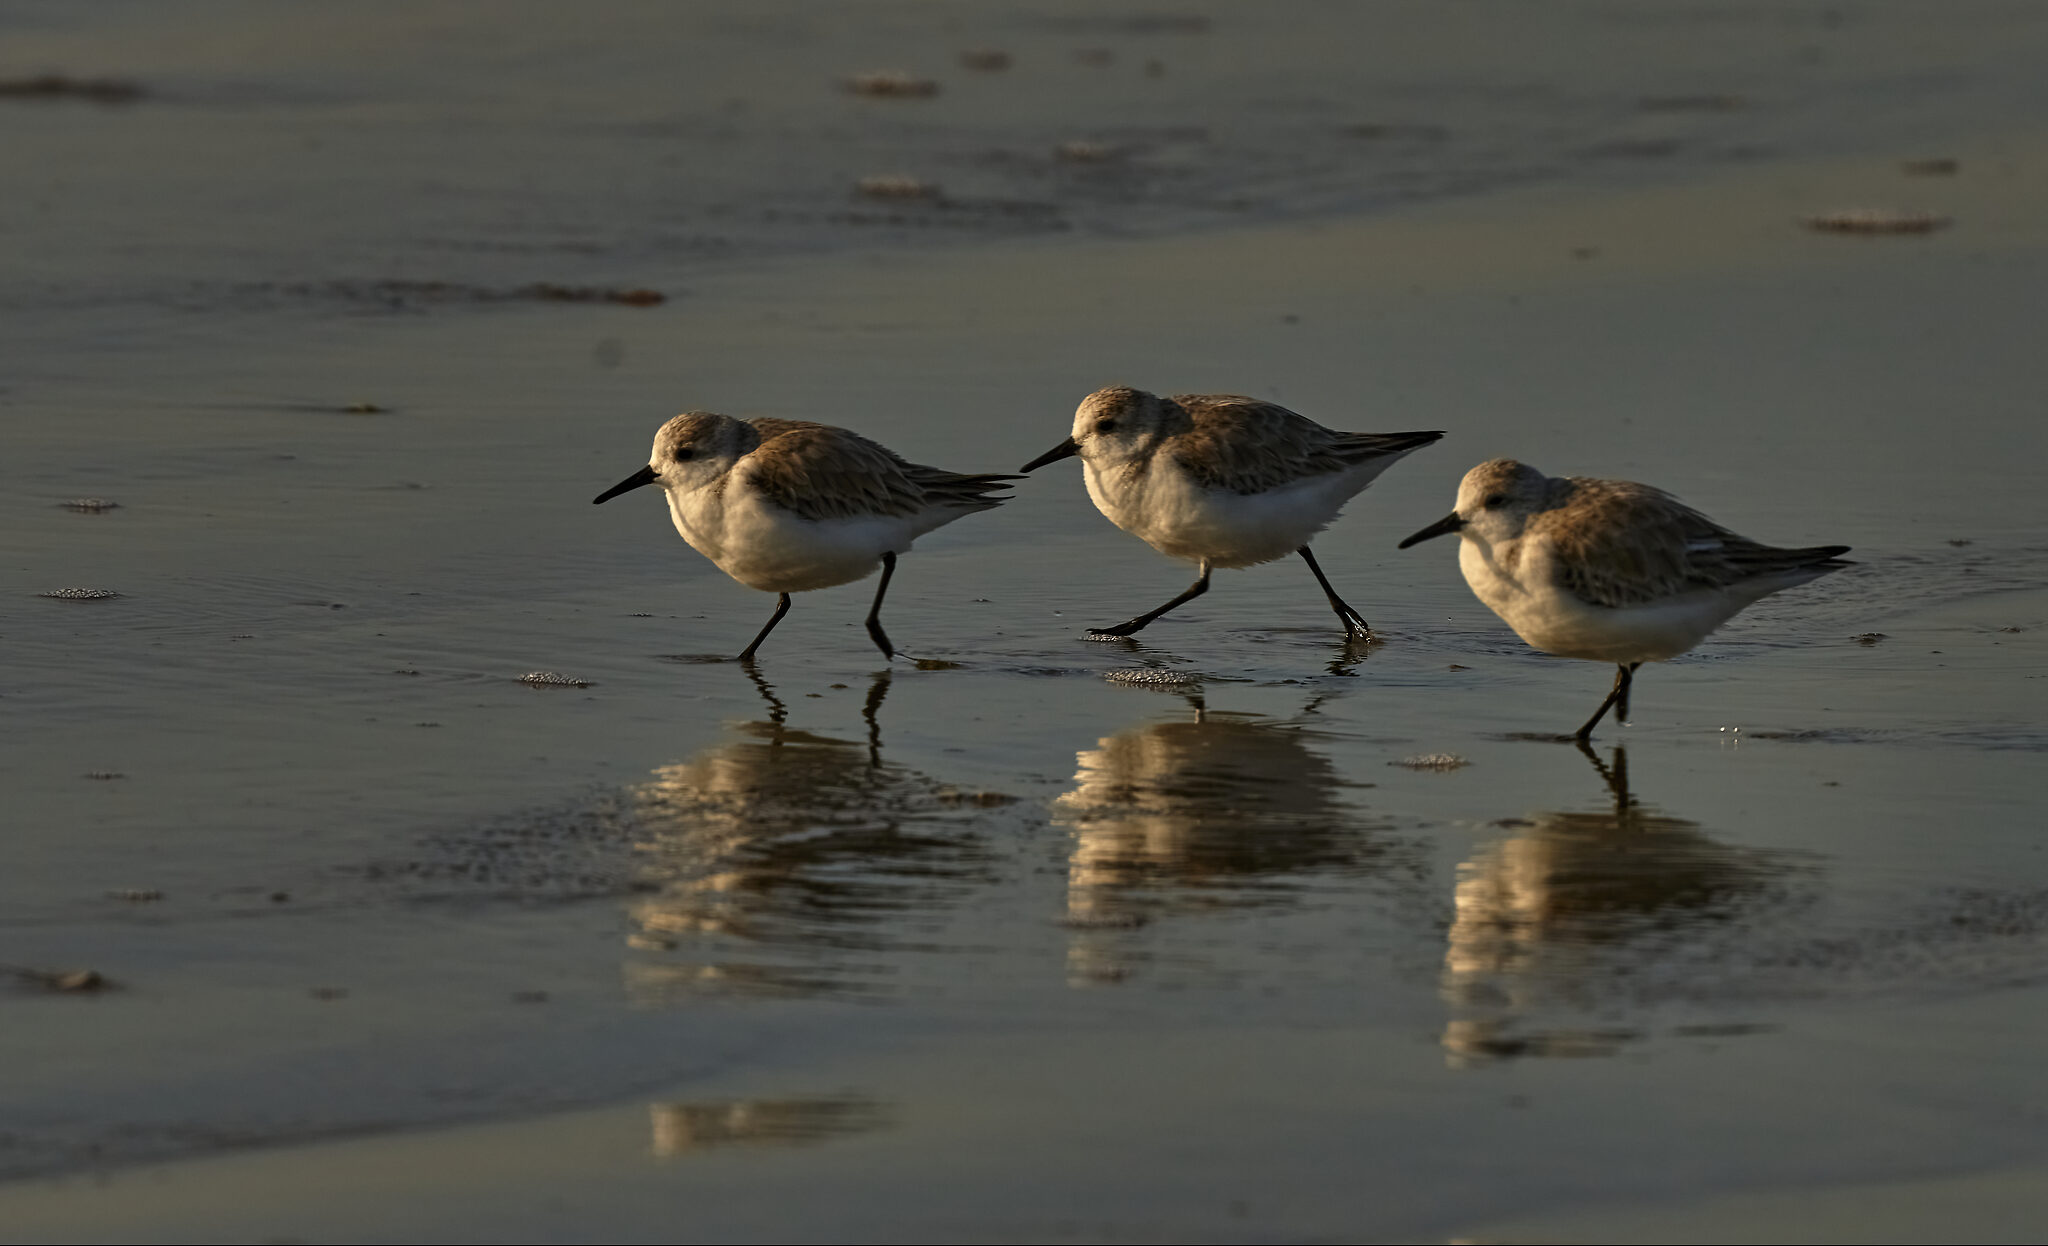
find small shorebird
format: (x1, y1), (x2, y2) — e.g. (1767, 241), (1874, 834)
(594, 412), (1017, 661)
(1399, 458), (1852, 739)
(1020, 386), (1442, 638)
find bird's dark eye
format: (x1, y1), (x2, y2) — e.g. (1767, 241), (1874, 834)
(674, 447), (694, 462)
(1094, 418), (1117, 434)
(1483, 493), (1506, 509)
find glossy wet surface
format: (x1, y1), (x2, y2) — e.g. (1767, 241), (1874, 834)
(4, 2), (2048, 1240)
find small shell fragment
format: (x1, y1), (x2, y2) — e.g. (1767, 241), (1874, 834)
(520, 671), (591, 687)
(1802, 209), (1949, 234)
(1392, 753), (1470, 771)
(39, 588), (120, 600)
(60, 498), (120, 512)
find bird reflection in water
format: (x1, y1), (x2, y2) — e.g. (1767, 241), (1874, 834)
(1053, 690), (1403, 985)
(648, 1095), (891, 1157)
(622, 668), (1013, 1004)
(1441, 744), (1799, 1064)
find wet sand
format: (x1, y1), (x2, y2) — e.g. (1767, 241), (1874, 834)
(4, 3), (2048, 1241)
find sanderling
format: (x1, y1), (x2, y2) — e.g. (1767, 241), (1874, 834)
(1019, 386), (1442, 638)
(1399, 459), (1852, 739)
(595, 412), (1017, 661)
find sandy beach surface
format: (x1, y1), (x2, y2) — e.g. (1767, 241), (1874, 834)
(4, 3), (2047, 1241)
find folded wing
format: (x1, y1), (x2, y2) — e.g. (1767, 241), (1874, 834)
(1169, 394), (1442, 494)
(1545, 478), (1851, 608)
(744, 420), (1016, 521)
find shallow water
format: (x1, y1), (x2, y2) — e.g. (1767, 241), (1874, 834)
(4, 2), (2048, 1240)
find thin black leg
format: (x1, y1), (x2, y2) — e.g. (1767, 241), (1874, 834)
(1616, 660), (1641, 723)
(1298, 545), (1371, 637)
(1574, 663), (1636, 741)
(737, 593), (792, 662)
(1090, 560), (1211, 637)
(864, 551), (898, 660)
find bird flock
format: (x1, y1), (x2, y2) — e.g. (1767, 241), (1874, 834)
(594, 387), (1850, 740)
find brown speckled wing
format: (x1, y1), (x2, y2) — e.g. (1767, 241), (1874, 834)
(1169, 395), (1440, 494)
(1544, 478), (1850, 607)
(743, 423), (927, 521)
(743, 421), (1017, 521)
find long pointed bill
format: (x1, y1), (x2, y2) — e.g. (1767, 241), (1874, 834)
(593, 464), (659, 504)
(1398, 512), (1465, 549)
(1019, 437), (1081, 472)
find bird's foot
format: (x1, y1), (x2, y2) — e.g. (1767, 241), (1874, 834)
(865, 623), (896, 661)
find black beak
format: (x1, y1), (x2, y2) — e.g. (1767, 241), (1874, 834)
(1019, 437), (1081, 473)
(1398, 512), (1465, 549)
(593, 464), (659, 504)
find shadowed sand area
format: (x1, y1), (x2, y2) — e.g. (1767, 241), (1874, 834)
(4, 2), (2048, 1241)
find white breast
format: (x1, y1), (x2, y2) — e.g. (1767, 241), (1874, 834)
(666, 483), (906, 594)
(1083, 458), (1366, 569)
(1459, 535), (1738, 665)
